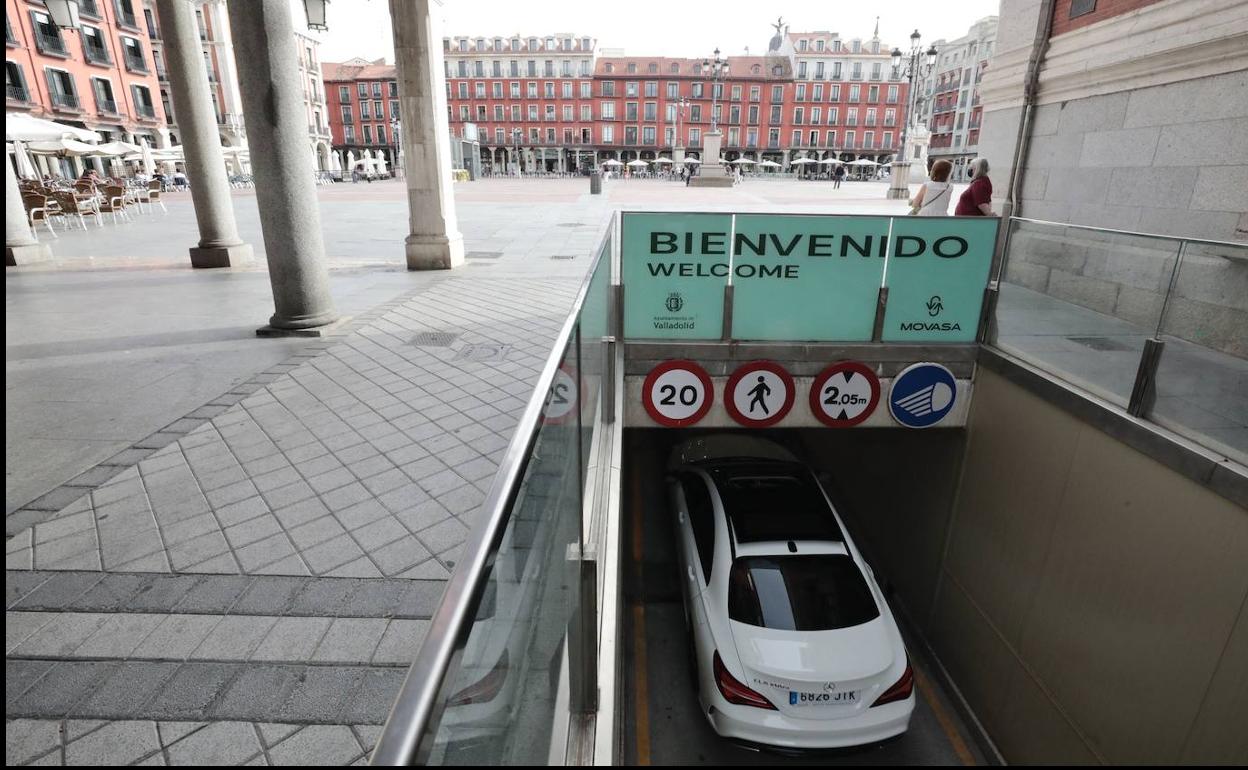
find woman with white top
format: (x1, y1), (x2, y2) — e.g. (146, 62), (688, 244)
(909, 159), (954, 216)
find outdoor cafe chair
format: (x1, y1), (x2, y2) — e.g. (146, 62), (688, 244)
(99, 185), (132, 224)
(52, 191), (104, 230)
(21, 193), (59, 239)
(146, 180), (167, 213)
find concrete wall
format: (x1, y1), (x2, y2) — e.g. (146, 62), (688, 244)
(928, 366), (1248, 763)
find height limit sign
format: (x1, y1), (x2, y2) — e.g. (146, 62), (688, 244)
(642, 360), (714, 428)
(809, 361), (881, 428)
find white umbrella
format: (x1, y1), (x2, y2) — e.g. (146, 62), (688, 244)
(346, 150), (356, 172)
(626, 159), (649, 167)
(330, 151), (342, 172)
(850, 158), (880, 166)
(790, 158), (816, 165)
(653, 157), (674, 164)
(379, 154), (389, 174)
(11, 139), (38, 178)
(730, 158), (756, 165)
(758, 159), (781, 167)
(5, 112), (101, 142)
(601, 159), (623, 166)
(26, 138), (102, 156)
(682, 157), (702, 164)
(819, 157), (844, 165)
(94, 140), (142, 156)
(140, 138), (156, 175)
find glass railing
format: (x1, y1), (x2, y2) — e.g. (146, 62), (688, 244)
(372, 218), (615, 765)
(992, 217), (1247, 465)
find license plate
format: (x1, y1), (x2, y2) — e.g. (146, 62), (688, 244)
(789, 689), (858, 706)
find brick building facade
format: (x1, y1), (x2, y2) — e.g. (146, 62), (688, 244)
(323, 26), (912, 174)
(6, 0), (169, 174)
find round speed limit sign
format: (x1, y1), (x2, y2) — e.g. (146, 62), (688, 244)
(642, 360), (713, 428)
(809, 361), (881, 428)
(543, 366), (578, 423)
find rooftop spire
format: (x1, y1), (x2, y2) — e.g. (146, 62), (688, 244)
(873, 16), (880, 39)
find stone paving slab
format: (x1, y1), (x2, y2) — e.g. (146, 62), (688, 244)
(11, 277), (578, 577)
(6, 718), (380, 766)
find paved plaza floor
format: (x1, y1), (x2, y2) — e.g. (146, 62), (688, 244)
(6, 177), (918, 766)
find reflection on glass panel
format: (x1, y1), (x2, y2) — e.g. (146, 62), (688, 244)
(1148, 240), (1248, 464)
(577, 241), (612, 490)
(993, 220), (1180, 407)
(430, 337), (581, 765)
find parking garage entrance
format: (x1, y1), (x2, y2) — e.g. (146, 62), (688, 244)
(371, 212), (1247, 766)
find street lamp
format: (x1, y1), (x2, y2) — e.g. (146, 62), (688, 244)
(303, 0), (329, 31)
(702, 48), (729, 132)
(673, 96), (690, 156)
(390, 117), (401, 178)
(886, 30), (938, 199)
(512, 128), (522, 176)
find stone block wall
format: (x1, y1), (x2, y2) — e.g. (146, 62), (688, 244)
(994, 69), (1248, 357)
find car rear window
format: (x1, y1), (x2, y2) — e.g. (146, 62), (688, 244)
(728, 555), (880, 631)
(710, 467), (843, 544)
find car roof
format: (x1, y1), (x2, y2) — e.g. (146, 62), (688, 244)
(702, 459), (845, 547)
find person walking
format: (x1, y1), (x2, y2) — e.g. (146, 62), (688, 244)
(833, 163), (845, 189)
(955, 157), (995, 216)
(909, 159), (955, 216)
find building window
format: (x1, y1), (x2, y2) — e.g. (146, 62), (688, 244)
(581, 105), (591, 120)
(689, 128), (701, 146)
(1070, 0), (1097, 17)
(510, 81), (520, 98)
(338, 85), (350, 102)
(642, 126), (656, 145)
(377, 125), (387, 144)
(770, 84), (783, 102)
(341, 105), (353, 122)
(563, 81), (573, 98)
(600, 102), (615, 119)
(89, 76), (118, 114)
(849, 84), (860, 102)
(122, 37), (147, 72)
(493, 82), (503, 98)
(475, 82), (485, 98)
(363, 124), (373, 143)
(645, 81), (657, 97)
(750, 86), (760, 102)
(44, 68), (80, 110)
(580, 82), (591, 98)
(31, 12), (69, 56)
(527, 82), (537, 98)
(602, 81), (615, 96)
(131, 83), (156, 118)
(358, 82), (368, 97)
(80, 25), (112, 65)
(114, 0), (140, 28)
(602, 124), (614, 143)
(625, 81), (638, 97)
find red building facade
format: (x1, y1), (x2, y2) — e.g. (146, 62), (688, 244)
(323, 28), (910, 174)
(322, 58), (400, 175)
(6, 0), (169, 171)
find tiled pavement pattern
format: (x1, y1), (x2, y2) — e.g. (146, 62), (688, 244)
(9, 277), (580, 578)
(6, 274), (589, 764)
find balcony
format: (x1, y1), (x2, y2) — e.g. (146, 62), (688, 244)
(51, 92), (80, 111)
(156, 68), (168, 82)
(116, 10), (140, 30)
(135, 103), (157, 120)
(124, 54), (148, 74)
(83, 43), (112, 66)
(35, 30), (69, 56)
(7, 84), (30, 103)
(96, 98), (119, 115)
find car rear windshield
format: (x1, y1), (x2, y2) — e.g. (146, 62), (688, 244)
(710, 466), (843, 544)
(728, 555), (880, 631)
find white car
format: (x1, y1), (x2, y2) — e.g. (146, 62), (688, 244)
(667, 435), (915, 751)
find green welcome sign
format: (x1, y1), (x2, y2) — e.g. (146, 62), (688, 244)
(732, 214), (889, 341)
(622, 212), (731, 340)
(881, 217), (998, 342)
(620, 212), (998, 343)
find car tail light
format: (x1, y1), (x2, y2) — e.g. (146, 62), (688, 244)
(713, 651), (777, 710)
(447, 649), (509, 707)
(871, 658), (914, 707)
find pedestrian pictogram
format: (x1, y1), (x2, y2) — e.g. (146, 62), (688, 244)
(809, 362), (881, 428)
(543, 366), (578, 423)
(642, 360), (714, 427)
(889, 362), (958, 428)
(725, 361), (795, 428)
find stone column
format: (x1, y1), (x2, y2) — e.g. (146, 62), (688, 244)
(390, 0), (464, 270)
(156, 0), (252, 268)
(7, 156), (52, 266)
(227, 0), (338, 331)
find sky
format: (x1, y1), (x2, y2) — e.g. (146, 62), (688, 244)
(315, 0), (1001, 64)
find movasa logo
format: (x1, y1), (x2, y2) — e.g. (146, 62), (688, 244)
(901, 295), (959, 331)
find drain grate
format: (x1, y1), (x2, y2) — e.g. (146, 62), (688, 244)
(455, 343), (513, 363)
(550, 254), (577, 260)
(410, 331), (459, 347)
(466, 251), (503, 259)
(1067, 336), (1133, 352)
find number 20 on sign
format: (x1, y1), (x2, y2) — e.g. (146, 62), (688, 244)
(642, 360), (714, 428)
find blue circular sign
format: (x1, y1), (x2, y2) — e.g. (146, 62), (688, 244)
(889, 363), (958, 428)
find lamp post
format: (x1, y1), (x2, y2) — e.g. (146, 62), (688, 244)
(390, 117), (402, 178)
(702, 48), (728, 133)
(672, 96), (689, 162)
(886, 30), (937, 199)
(512, 128), (522, 176)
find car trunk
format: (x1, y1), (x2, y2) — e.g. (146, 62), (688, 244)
(728, 617), (896, 719)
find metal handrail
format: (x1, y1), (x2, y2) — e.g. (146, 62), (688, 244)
(1006, 216), (1245, 250)
(370, 217), (613, 766)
